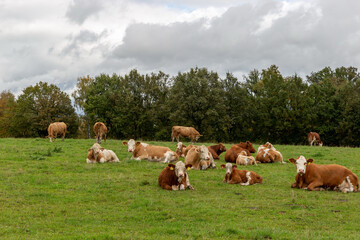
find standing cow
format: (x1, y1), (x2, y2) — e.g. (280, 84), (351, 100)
(94, 122), (107, 144)
(171, 126), (202, 143)
(308, 132), (323, 146)
(47, 122), (67, 142)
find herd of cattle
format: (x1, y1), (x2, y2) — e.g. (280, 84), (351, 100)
(47, 123), (359, 193)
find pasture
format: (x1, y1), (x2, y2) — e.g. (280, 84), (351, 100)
(0, 138), (359, 239)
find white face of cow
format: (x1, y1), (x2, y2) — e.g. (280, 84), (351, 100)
(290, 155), (312, 175)
(177, 142), (183, 151)
(199, 145), (210, 160)
(175, 161), (186, 182)
(126, 139), (136, 152)
(225, 163), (233, 175)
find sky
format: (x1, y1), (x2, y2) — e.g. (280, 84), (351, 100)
(1, 0), (360, 95)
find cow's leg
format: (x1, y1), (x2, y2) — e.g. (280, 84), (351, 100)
(306, 181), (324, 191)
(176, 136), (179, 143)
(185, 173), (194, 190)
(310, 139), (315, 146)
(49, 137), (52, 143)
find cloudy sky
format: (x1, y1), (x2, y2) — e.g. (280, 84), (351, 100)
(1, 0), (360, 95)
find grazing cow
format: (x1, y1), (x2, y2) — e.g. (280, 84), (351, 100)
(158, 161), (194, 190)
(122, 139), (178, 163)
(224, 141), (255, 163)
(93, 122), (107, 144)
(86, 143), (119, 163)
(236, 151), (257, 165)
(47, 122), (67, 142)
(308, 132), (323, 146)
(256, 142), (285, 164)
(221, 163), (262, 185)
(208, 143), (227, 160)
(171, 126), (202, 143)
(176, 142), (187, 157)
(185, 145), (215, 170)
(289, 156), (359, 193)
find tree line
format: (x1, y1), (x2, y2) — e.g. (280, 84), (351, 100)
(1, 65), (360, 146)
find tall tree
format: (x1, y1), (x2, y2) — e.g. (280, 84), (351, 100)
(0, 91), (17, 137)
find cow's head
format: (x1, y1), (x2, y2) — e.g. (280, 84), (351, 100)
(169, 161), (192, 183)
(218, 143), (227, 153)
(122, 139), (137, 152)
(318, 141), (323, 147)
(288, 156), (314, 175)
(177, 142), (184, 151)
(245, 141), (256, 153)
(197, 145), (210, 160)
(221, 163), (235, 175)
(89, 143), (104, 161)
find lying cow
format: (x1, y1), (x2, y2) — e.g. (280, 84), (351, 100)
(308, 132), (323, 146)
(208, 143), (226, 160)
(94, 122), (107, 144)
(224, 141), (255, 163)
(122, 139), (178, 163)
(176, 142), (187, 157)
(183, 144), (194, 157)
(221, 163), (262, 185)
(185, 145), (216, 170)
(86, 143), (119, 163)
(47, 122), (67, 142)
(236, 151), (257, 165)
(289, 156), (359, 193)
(158, 161), (194, 190)
(256, 142), (285, 164)
(171, 126), (202, 143)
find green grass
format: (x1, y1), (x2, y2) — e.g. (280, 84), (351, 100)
(0, 138), (360, 239)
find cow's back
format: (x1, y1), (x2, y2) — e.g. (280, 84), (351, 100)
(225, 145), (251, 163)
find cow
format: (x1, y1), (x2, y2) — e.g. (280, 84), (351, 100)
(224, 141), (255, 163)
(236, 151), (257, 165)
(171, 126), (202, 143)
(86, 143), (119, 163)
(183, 144), (194, 157)
(289, 156), (359, 193)
(256, 142), (285, 164)
(221, 163), (262, 185)
(176, 142), (187, 157)
(122, 139), (178, 163)
(93, 122), (107, 144)
(47, 122), (67, 142)
(184, 145), (216, 170)
(208, 143), (227, 160)
(308, 132), (323, 146)
(158, 161), (194, 190)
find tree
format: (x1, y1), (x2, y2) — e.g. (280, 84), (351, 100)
(13, 82), (78, 138)
(0, 91), (17, 137)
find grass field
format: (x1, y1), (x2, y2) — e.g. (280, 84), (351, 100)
(0, 138), (360, 239)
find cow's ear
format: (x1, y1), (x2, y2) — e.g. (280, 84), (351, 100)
(288, 158), (296, 164)
(185, 164), (192, 170)
(232, 165), (237, 169)
(100, 148), (104, 151)
(88, 148), (91, 152)
(307, 158), (314, 164)
(168, 164), (175, 170)
(122, 141), (128, 146)
(136, 142), (141, 146)
(220, 164), (225, 169)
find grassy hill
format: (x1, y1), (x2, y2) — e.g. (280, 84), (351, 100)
(0, 138), (359, 239)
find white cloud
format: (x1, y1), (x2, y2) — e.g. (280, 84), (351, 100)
(0, 0), (360, 96)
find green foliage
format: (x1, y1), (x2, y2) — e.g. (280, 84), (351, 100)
(12, 82), (79, 138)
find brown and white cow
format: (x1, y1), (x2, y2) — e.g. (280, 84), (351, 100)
(171, 126), (202, 143)
(184, 145), (215, 170)
(122, 139), (178, 163)
(176, 142), (187, 157)
(289, 156), (359, 193)
(256, 142), (285, 164)
(158, 161), (194, 190)
(93, 122), (107, 144)
(236, 151), (257, 165)
(221, 163), (262, 185)
(208, 143), (227, 160)
(308, 132), (323, 146)
(224, 141), (255, 163)
(47, 122), (67, 142)
(86, 143), (119, 163)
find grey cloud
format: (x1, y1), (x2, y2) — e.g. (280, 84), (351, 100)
(107, 0), (360, 78)
(66, 0), (104, 24)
